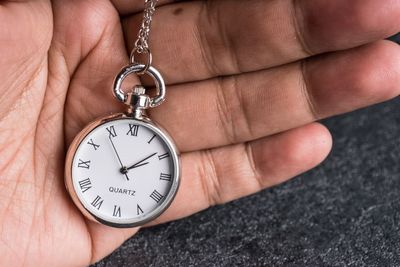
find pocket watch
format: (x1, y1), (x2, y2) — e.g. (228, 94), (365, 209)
(65, 0), (180, 228)
(65, 63), (180, 228)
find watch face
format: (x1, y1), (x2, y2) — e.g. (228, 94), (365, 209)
(66, 115), (180, 227)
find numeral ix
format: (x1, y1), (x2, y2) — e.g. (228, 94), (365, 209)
(78, 159), (91, 169)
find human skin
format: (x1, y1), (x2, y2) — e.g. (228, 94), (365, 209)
(0, 0), (399, 266)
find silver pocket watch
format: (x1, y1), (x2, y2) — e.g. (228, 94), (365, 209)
(64, 0), (181, 228)
(65, 63), (180, 228)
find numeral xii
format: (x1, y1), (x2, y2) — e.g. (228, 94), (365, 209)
(127, 124), (139, 136)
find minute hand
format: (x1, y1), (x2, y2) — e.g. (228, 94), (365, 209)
(126, 152), (157, 170)
(109, 136), (130, 181)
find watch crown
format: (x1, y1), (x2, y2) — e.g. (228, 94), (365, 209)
(133, 85), (146, 95)
(125, 85), (150, 116)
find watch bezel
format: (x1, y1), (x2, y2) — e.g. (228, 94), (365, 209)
(64, 113), (181, 228)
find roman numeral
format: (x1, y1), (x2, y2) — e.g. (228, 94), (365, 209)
(127, 124), (139, 136)
(148, 134), (156, 144)
(113, 205), (121, 217)
(78, 178), (92, 193)
(158, 153), (170, 160)
(87, 139), (100, 150)
(160, 173), (172, 182)
(137, 204), (144, 215)
(106, 125), (117, 138)
(78, 159), (91, 169)
(91, 195), (104, 210)
(149, 190), (163, 203)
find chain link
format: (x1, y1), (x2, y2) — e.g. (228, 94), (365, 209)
(134, 0), (159, 54)
(113, 0), (165, 107)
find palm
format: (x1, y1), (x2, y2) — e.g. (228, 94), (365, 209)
(1, 1), (399, 266)
(0, 1), (140, 265)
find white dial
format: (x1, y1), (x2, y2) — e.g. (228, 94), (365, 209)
(66, 116), (179, 227)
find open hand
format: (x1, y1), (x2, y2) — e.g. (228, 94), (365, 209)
(0, 0), (399, 266)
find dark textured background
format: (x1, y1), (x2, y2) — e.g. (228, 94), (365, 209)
(94, 35), (400, 267)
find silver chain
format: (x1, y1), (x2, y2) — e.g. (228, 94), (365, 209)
(113, 0), (165, 108)
(134, 0), (159, 54)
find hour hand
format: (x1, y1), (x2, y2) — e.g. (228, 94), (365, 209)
(126, 152), (157, 171)
(129, 162), (149, 169)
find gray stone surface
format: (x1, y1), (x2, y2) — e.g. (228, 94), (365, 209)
(94, 36), (400, 267)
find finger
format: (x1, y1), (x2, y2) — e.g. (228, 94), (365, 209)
(55, 0), (135, 143)
(122, 0), (400, 85)
(146, 40), (400, 152)
(51, 0), (126, 76)
(146, 122), (332, 226)
(68, 40), (400, 153)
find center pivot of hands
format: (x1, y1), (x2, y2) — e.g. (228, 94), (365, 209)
(120, 166), (129, 175)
